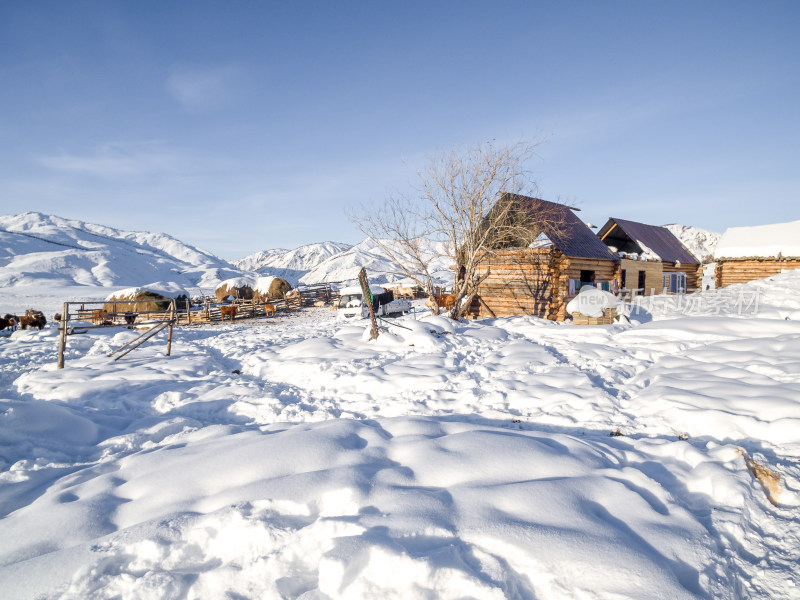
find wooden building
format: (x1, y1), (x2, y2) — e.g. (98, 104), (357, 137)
(469, 195), (620, 321)
(597, 218), (700, 295)
(714, 220), (800, 287)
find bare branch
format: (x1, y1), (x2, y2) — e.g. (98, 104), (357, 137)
(354, 138), (567, 320)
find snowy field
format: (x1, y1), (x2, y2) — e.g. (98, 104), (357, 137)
(2, 273), (800, 599)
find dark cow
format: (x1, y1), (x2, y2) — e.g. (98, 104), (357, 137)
(1, 314), (18, 331)
(19, 309), (47, 330)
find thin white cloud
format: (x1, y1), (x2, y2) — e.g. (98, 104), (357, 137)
(167, 65), (245, 112)
(37, 142), (230, 179)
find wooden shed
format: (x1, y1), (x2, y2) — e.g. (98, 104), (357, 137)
(469, 195), (620, 321)
(714, 220), (800, 287)
(597, 218), (701, 295)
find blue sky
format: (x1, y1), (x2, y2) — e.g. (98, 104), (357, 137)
(1, 1), (798, 260)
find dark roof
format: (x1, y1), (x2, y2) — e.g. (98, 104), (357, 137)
(597, 218), (699, 264)
(503, 194), (618, 260)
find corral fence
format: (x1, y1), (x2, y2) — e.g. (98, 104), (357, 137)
(286, 283), (339, 309)
(178, 297), (284, 325)
(57, 300), (178, 369)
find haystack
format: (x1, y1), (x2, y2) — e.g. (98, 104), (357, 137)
(253, 276), (292, 302)
(104, 284), (189, 313)
(215, 277), (255, 302)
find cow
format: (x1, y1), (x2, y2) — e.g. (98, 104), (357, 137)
(427, 294), (456, 311)
(91, 309), (112, 325)
(1, 314), (18, 331)
(19, 309), (47, 330)
(123, 312), (137, 327)
(220, 305), (238, 321)
(264, 303), (276, 317)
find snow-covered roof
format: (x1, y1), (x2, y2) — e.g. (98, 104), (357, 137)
(597, 218), (699, 264)
(505, 194), (617, 260)
(714, 220), (800, 259)
(340, 284), (385, 296)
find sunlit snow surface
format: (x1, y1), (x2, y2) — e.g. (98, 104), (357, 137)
(2, 273), (800, 599)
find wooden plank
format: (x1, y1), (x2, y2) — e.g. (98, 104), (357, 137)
(57, 301), (68, 369)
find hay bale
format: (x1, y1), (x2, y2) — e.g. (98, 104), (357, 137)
(215, 277), (256, 302)
(104, 286), (189, 313)
(253, 276), (292, 302)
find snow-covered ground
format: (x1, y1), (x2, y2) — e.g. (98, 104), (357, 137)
(1, 271), (800, 599)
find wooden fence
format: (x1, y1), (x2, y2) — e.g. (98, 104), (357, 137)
(57, 300), (178, 369)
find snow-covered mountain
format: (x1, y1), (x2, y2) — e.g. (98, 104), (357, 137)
(0, 212), (721, 294)
(235, 238), (454, 287)
(299, 237), (453, 286)
(0, 212), (247, 290)
(663, 224), (721, 263)
(234, 242), (352, 286)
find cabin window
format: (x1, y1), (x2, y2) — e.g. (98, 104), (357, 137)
(664, 272), (687, 294)
(638, 270), (646, 292)
(576, 270), (595, 291)
(620, 269), (627, 289)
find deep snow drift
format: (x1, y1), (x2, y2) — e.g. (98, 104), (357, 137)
(1, 271), (799, 599)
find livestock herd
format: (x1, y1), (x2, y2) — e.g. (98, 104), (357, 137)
(0, 309), (47, 332)
(2, 294), (454, 335)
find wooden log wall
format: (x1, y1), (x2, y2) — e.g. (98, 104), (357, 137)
(620, 258), (663, 295)
(661, 262), (701, 292)
(716, 259), (800, 288)
(567, 257), (619, 283)
(471, 249), (619, 321)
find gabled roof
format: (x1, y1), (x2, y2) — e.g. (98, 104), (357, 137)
(597, 217), (699, 264)
(714, 219), (800, 259)
(503, 194), (618, 260)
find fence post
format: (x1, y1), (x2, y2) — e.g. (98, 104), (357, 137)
(57, 301), (68, 369)
(166, 299), (175, 356)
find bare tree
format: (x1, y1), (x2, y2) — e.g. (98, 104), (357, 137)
(356, 139), (565, 319)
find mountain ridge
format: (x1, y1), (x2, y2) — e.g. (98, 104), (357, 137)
(0, 212), (722, 291)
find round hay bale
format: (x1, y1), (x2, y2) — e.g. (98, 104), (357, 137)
(253, 276), (292, 302)
(215, 280), (255, 302)
(104, 289), (188, 313)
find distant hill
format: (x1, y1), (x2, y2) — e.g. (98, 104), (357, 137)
(298, 238), (453, 286)
(234, 242), (352, 286)
(0, 212), (721, 294)
(0, 212), (246, 290)
(236, 238), (454, 287)
(663, 224), (721, 263)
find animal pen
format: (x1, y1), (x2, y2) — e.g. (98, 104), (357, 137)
(54, 285), (342, 368)
(56, 299), (178, 369)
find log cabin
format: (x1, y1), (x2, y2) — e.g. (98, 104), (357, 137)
(596, 218), (701, 295)
(468, 194), (620, 321)
(714, 220), (800, 287)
